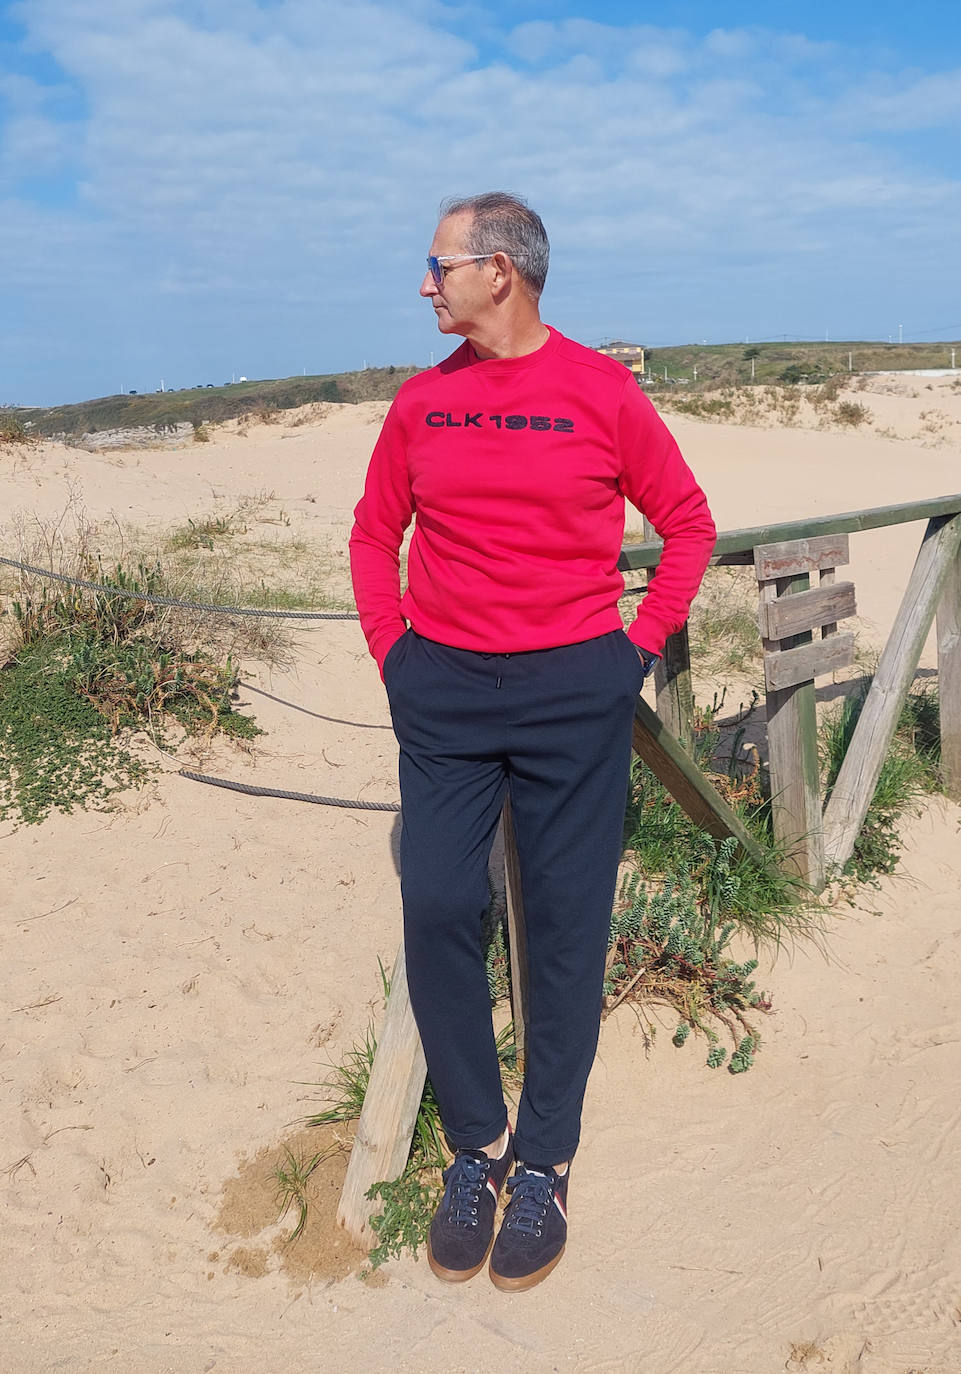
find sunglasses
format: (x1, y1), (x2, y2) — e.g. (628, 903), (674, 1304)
(426, 253), (496, 288)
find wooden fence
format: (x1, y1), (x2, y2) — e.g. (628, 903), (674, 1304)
(337, 491), (961, 1245)
(621, 492), (961, 884)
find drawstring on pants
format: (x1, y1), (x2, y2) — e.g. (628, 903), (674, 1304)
(480, 649), (512, 690)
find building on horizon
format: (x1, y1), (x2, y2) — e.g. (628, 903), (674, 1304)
(595, 341), (646, 376)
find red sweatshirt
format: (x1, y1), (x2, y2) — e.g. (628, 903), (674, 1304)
(350, 326), (715, 673)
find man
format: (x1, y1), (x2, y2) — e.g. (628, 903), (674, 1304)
(349, 192), (715, 1292)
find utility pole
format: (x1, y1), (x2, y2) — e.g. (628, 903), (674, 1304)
(160, 378), (165, 393)
(952, 349), (956, 369)
(751, 357), (755, 381)
(898, 323), (903, 344)
(849, 352), (853, 372)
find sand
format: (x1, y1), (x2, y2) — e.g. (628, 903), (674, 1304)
(2, 373), (960, 1373)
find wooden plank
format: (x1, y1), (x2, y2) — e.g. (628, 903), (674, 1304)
(618, 492), (961, 572)
(501, 796), (530, 1070)
(337, 940), (427, 1247)
(936, 546), (961, 800)
(631, 697), (770, 870)
(823, 512), (961, 869)
(764, 631), (855, 691)
(760, 575), (825, 890)
(754, 534), (850, 581)
(643, 517), (694, 750)
(760, 581), (856, 641)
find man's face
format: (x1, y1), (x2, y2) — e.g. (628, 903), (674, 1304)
(420, 212), (491, 340)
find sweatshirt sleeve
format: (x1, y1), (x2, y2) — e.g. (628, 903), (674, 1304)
(615, 378), (716, 656)
(348, 398), (414, 675)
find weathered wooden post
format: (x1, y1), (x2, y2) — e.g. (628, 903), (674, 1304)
(823, 512), (961, 867)
(937, 541), (961, 800)
(643, 517), (694, 750)
(755, 535), (857, 890)
(337, 940), (427, 1246)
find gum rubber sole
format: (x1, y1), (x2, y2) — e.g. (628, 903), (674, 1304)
(488, 1245), (565, 1292)
(427, 1238), (494, 1283)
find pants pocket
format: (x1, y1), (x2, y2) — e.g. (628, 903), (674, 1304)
(382, 628), (410, 682)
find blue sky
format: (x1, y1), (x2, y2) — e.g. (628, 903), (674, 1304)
(2, 0), (960, 405)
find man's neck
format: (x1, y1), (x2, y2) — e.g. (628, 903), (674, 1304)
(469, 318), (550, 361)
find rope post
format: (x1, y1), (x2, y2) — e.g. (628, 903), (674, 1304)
(937, 541), (961, 800)
(336, 941), (427, 1248)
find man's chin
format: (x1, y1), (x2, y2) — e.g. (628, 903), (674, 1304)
(435, 314), (466, 338)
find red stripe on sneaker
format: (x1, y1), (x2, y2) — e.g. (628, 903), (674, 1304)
(487, 1178), (500, 1202)
(553, 1194), (567, 1221)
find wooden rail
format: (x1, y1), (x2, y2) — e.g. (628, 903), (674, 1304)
(618, 493), (961, 571)
(623, 492), (961, 882)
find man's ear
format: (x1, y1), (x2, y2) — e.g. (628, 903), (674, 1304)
(489, 251), (512, 295)
(489, 256), (511, 291)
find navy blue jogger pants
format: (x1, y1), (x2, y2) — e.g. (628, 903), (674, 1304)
(384, 628), (645, 1165)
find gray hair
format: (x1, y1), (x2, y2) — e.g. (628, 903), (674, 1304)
(438, 191), (549, 299)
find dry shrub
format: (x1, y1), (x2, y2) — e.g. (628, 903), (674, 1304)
(814, 374), (845, 402)
(689, 567), (762, 675)
(835, 400), (871, 427)
(0, 414), (40, 446)
(1, 494), (293, 671)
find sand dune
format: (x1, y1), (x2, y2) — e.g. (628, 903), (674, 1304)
(1, 375), (960, 1372)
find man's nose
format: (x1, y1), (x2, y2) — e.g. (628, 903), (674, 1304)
(420, 270), (438, 298)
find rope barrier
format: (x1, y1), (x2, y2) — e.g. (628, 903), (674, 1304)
(0, 554), (360, 620)
(179, 769), (401, 812)
(2, 553), (645, 814)
(0, 552), (646, 617)
(2, 553), (396, 811)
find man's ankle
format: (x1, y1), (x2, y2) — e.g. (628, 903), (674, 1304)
(480, 1128), (510, 1160)
(521, 1160), (568, 1176)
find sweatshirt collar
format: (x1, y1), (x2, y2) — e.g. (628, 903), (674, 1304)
(464, 325), (561, 374)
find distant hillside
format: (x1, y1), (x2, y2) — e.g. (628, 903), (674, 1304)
(5, 341), (959, 438)
(637, 339), (960, 387)
(7, 366), (422, 439)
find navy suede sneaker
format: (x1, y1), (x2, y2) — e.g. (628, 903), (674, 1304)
(488, 1163), (568, 1291)
(427, 1134), (515, 1282)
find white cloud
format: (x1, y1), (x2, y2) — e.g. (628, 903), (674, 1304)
(1, 1), (959, 403)
(839, 68), (961, 131)
(703, 27), (757, 61)
(0, 113), (72, 178)
(0, 72), (66, 111)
